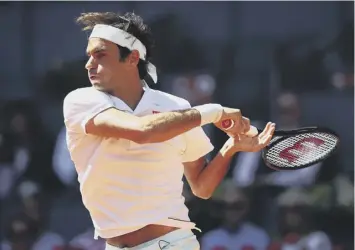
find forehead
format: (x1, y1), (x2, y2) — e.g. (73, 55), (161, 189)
(86, 38), (116, 53)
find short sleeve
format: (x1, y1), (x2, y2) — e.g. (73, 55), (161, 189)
(63, 88), (114, 134)
(179, 101), (214, 163)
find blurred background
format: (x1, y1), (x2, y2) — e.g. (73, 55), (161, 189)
(0, 1), (354, 250)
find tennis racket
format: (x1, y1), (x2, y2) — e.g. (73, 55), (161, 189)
(221, 119), (340, 170)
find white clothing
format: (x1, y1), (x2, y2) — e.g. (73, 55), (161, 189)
(200, 222), (270, 250)
(63, 87), (213, 239)
(105, 229), (199, 250)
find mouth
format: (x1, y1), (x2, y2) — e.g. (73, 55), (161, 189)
(89, 75), (98, 80)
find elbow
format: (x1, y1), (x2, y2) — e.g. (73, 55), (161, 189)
(192, 188), (212, 200)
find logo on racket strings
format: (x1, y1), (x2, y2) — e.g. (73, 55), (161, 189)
(279, 137), (325, 163)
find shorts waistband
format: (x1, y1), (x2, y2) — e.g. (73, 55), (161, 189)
(105, 228), (197, 250)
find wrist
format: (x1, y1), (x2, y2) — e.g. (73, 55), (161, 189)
(193, 104), (223, 126)
(220, 143), (238, 158)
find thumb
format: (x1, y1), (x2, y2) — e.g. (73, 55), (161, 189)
(233, 134), (242, 142)
(238, 134), (247, 140)
(227, 132), (236, 138)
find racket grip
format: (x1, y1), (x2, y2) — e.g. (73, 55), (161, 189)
(221, 119), (258, 137)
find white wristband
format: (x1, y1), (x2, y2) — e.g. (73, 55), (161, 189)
(193, 104), (223, 126)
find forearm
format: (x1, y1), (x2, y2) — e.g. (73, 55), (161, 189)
(139, 104), (223, 143)
(140, 109), (201, 143)
(194, 144), (236, 199)
(86, 104), (223, 143)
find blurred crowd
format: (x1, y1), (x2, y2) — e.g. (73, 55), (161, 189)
(0, 3), (354, 250)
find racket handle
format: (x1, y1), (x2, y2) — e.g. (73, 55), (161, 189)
(221, 119), (259, 137)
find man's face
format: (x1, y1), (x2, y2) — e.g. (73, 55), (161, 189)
(85, 38), (128, 92)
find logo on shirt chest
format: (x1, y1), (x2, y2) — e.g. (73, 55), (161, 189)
(152, 110), (161, 114)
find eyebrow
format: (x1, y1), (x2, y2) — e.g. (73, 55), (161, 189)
(86, 46), (107, 56)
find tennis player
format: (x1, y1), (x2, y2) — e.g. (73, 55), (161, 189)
(63, 12), (275, 250)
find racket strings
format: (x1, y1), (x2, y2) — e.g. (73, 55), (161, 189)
(265, 132), (338, 168)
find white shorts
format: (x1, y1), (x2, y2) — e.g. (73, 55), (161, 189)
(105, 229), (200, 250)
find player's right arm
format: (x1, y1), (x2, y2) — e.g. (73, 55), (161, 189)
(63, 88), (249, 144)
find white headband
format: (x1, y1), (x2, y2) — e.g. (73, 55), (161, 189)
(89, 24), (157, 83)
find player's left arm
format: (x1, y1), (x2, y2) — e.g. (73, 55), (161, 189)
(183, 144), (235, 199)
(184, 122), (274, 199)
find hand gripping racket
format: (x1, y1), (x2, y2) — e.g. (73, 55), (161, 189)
(221, 119), (340, 170)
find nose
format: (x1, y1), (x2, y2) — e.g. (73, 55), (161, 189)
(85, 56), (97, 70)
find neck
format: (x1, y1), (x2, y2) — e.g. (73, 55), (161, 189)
(112, 77), (145, 110)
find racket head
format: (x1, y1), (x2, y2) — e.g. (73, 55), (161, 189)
(262, 127), (340, 171)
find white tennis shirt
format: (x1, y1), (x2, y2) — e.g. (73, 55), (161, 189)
(63, 86), (214, 239)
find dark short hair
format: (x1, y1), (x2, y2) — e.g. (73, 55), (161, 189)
(76, 12), (154, 80)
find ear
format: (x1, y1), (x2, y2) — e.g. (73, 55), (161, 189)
(128, 50), (140, 66)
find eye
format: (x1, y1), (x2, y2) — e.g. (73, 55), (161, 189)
(95, 53), (105, 59)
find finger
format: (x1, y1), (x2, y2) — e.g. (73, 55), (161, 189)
(261, 125), (275, 145)
(260, 123), (275, 143)
(262, 134), (273, 146)
(234, 134), (242, 143)
(242, 117), (251, 133)
(259, 122), (273, 138)
(227, 120), (243, 135)
(263, 122), (275, 138)
(255, 123), (274, 149)
(269, 123), (276, 136)
(253, 135), (272, 152)
(266, 122), (275, 134)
